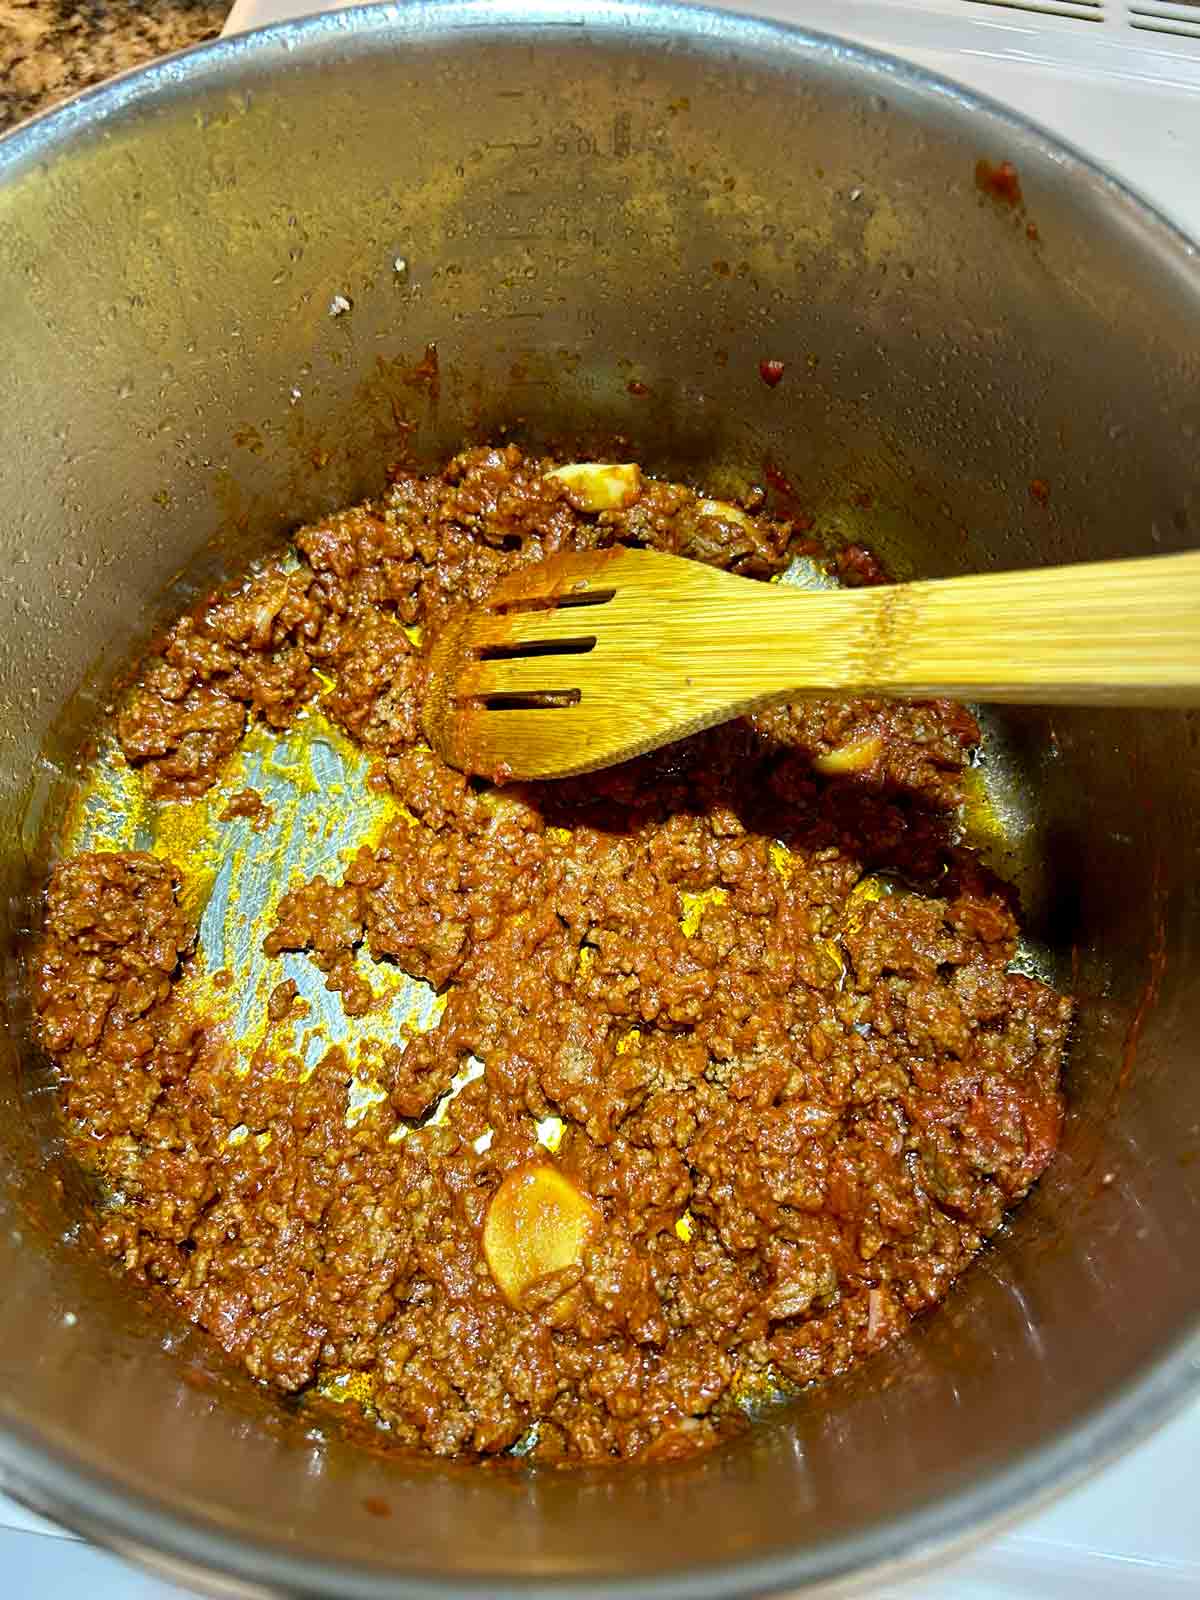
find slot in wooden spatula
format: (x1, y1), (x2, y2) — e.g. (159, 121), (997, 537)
(424, 546), (1200, 780)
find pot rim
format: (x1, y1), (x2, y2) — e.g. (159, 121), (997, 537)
(2, 3), (1198, 1594)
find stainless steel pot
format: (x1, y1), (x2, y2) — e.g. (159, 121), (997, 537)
(0, 4), (1197, 1595)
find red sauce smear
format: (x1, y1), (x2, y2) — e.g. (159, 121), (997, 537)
(975, 159), (1023, 208)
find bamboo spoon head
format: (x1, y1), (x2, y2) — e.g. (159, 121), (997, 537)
(424, 543), (1200, 780)
(423, 547), (765, 779)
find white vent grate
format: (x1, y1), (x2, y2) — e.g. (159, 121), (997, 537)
(1129, 1), (1200, 38)
(960, 0), (1200, 43)
(964, 0), (1102, 18)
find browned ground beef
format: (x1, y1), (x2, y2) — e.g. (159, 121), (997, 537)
(31, 446), (1071, 1464)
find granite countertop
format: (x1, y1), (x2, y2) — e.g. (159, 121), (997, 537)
(1, 0), (228, 132)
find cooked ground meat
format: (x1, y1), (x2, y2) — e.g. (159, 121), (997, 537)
(220, 787), (271, 829)
(31, 446), (1071, 1465)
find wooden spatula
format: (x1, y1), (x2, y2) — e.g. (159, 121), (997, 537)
(424, 546), (1200, 780)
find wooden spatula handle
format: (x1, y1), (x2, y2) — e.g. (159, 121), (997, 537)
(849, 549), (1200, 705)
(430, 545), (1200, 779)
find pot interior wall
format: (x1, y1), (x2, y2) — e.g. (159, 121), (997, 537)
(0, 5), (1197, 1593)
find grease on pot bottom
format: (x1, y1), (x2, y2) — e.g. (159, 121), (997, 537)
(28, 445), (1072, 1465)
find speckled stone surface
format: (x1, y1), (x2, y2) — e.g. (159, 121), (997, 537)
(0, 0), (227, 132)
